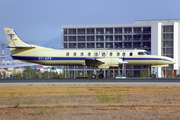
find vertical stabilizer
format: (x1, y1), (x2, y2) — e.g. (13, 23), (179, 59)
(4, 28), (32, 47)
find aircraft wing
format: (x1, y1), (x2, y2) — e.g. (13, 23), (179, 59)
(85, 58), (104, 67)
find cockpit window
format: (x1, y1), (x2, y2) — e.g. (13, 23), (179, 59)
(144, 51), (150, 55)
(138, 52), (144, 55)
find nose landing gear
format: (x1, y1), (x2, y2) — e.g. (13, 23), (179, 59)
(152, 67), (156, 79)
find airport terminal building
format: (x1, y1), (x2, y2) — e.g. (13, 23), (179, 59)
(62, 19), (180, 78)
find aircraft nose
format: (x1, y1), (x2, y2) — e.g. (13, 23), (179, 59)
(166, 57), (176, 64)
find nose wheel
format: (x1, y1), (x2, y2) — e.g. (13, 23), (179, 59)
(152, 67), (156, 79)
(91, 74), (96, 79)
(152, 74), (156, 79)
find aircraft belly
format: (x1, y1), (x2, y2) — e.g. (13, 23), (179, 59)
(126, 60), (154, 65)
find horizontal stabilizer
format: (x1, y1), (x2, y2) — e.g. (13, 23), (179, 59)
(152, 64), (169, 67)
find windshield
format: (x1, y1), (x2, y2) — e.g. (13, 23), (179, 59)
(144, 51), (150, 55)
(138, 52), (144, 55)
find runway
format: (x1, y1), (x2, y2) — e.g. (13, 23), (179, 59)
(0, 78), (180, 86)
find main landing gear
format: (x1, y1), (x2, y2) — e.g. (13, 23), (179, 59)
(91, 68), (104, 79)
(152, 67), (156, 79)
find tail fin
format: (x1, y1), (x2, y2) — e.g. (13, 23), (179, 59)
(4, 28), (34, 48)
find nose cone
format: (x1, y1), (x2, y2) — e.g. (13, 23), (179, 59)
(164, 57), (176, 64)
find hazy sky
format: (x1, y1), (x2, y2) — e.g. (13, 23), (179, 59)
(0, 0), (180, 50)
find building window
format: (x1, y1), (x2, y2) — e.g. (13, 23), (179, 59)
(105, 42), (113, 48)
(78, 43), (85, 48)
(117, 52), (120, 56)
(124, 28), (132, 34)
(124, 42), (132, 48)
(81, 52), (84, 56)
(133, 42), (141, 48)
(69, 36), (76, 41)
(87, 43), (95, 48)
(64, 29), (67, 34)
(115, 42), (122, 48)
(96, 28), (104, 34)
(115, 28), (122, 34)
(115, 35), (122, 41)
(78, 36), (85, 41)
(124, 35), (132, 41)
(162, 26), (173, 32)
(143, 27), (151, 33)
(105, 35), (113, 41)
(73, 52), (76, 56)
(64, 36), (67, 41)
(64, 43), (67, 48)
(143, 35), (151, 40)
(105, 28), (113, 34)
(133, 35), (141, 40)
(78, 29), (85, 34)
(96, 35), (104, 41)
(133, 27), (141, 33)
(96, 43), (104, 48)
(87, 28), (94, 34)
(163, 33), (173, 40)
(87, 36), (94, 41)
(69, 43), (76, 48)
(88, 52), (91, 56)
(66, 52), (69, 56)
(68, 29), (76, 34)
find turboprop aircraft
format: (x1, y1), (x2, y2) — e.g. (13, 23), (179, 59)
(4, 28), (176, 79)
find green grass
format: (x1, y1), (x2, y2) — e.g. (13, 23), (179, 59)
(24, 97), (36, 105)
(96, 88), (122, 103)
(39, 107), (46, 115)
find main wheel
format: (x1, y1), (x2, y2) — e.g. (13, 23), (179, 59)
(98, 74), (104, 79)
(91, 74), (96, 79)
(152, 74), (156, 79)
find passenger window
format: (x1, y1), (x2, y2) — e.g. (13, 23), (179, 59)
(95, 52), (98, 56)
(117, 52), (120, 56)
(66, 52), (69, 56)
(102, 52), (106, 56)
(88, 52), (91, 56)
(73, 52), (76, 56)
(138, 52), (144, 55)
(123, 52), (125, 56)
(130, 52), (133, 56)
(109, 52), (112, 56)
(81, 52), (84, 56)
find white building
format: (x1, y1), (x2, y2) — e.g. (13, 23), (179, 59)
(62, 19), (179, 78)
